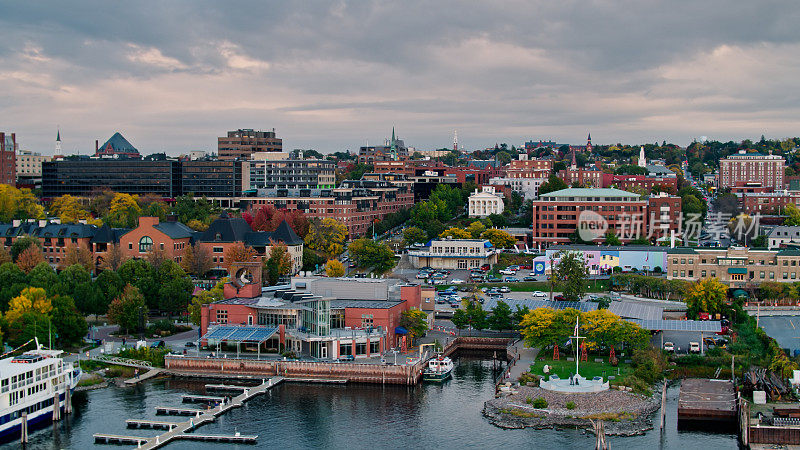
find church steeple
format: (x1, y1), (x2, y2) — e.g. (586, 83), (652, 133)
(389, 127), (397, 160)
(586, 133), (593, 152)
(55, 128), (62, 154)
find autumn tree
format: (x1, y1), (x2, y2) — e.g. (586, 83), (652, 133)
(481, 229), (516, 248)
(439, 227), (471, 239)
(225, 243), (258, 268)
(264, 242), (292, 286)
(325, 260), (345, 277)
(49, 195), (90, 223)
(402, 226), (427, 247)
(106, 193), (142, 228)
(100, 244), (128, 272)
(188, 279), (226, 325)
(10, 236), (41, 261)
(519, 307), (579, 349)
(0, 185), (44, 222)
(180, 244), (213, 277)
(685, 277), (728, 317)
(348, 239), (395, 273)
(145, 248), (169, 270)
(305, 218), (347, 257)
(6, 287), (52, 323)
(107, 284), (147, 335)
(399, 308), (428, 342)
(16, 245), (45, 273)
(64, 246), (94, 272)
(467, 221), (486, 239)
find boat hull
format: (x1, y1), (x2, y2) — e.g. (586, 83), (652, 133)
(423, 370), (453, 382)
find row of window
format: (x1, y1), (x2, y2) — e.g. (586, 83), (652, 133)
(338, 341), (381, 356)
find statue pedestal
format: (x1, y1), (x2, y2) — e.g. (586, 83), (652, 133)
(539, 374), (610, 393)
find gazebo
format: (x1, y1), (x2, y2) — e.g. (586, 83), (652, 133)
(202, 325), (279, 359)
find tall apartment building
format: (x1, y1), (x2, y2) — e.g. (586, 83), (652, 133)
(0, 132), (17, 186)
(248, 158), (335, 190)
(218, 129), (282, 160)
(530, 188), (681, 246)
(719, 150), (785, 190)
(16, 150), (47, 178)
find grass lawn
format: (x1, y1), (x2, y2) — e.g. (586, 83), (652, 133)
(530, 356), (633, 380)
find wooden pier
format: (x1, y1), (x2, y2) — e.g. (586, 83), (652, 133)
(92, 376), (284, 449)
(126, 419), (180, 430)
(205, 383), (249, 392)
(182, 394), (226, 403)
(678, 378), (738, 429)
(155, 406), (205, 416)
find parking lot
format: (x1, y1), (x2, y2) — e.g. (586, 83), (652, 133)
(650, 330), (724, 355)
(757, 316), (800, 354)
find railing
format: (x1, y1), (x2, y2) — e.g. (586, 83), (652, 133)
(91, 355), (154, 369)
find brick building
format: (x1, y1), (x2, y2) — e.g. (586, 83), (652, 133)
(719, 150), (785, 190)
(740, 192), (800, 214)
(530, 188), (682, 246)
(218, 129), (282, 160)
(248, 158), (335, 190)
(557, 166), (603, 187)
(0, 132), (17, 186)
(667, 246), (800, 287)
(601, 173), (678, 193)
(119, 216), (194, 263)
(506, 158), (553, 179)
(0, 220), (97, 270)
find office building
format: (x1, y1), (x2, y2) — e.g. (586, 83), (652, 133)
(42, 159), (181, 198)
(218, 129), (282, 160)
(248, 158), (335, 190)
(0, 132), (16, 186)
(667, 246), (800, 287)
(182, 160), (247, 198)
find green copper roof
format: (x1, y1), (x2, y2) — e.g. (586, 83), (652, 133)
(666, 247), (698, 254)
(539, 187), (641, 198)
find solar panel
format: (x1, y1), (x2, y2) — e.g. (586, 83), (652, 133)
(608, 302), (663, 320)
(628, 319), (721, 332)
(482, 298), (598, 313)
(202, 325), (280, 343)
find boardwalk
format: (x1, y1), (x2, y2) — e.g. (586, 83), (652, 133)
(124, 368), (162, 385)
(94, 376), (284, 450)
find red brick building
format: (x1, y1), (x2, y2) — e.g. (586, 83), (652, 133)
(506, 158), (553, 179)
(0, 132), (17, 186)
(719, 150), (785, 190)
(741, 192), (800, 214)
(557, 166), (603, 187)
(120, 216), (194, 263)
(601, 173), (678, 193)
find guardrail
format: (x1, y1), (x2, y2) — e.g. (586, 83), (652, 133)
(91, 355), (154, 369)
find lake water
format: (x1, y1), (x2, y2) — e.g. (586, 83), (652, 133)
(6, 357), (738, 449)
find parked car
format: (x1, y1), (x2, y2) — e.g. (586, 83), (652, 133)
(663, 341), (675, 352)
(507, 265), (520, 271)
(499, 286), (511, 293)
(480, 264), (490, 271)
(416, 272), (429, 279)
(487, 276), (502, 282)
(553, 295), (567, 302)
(523, 276), (536, 282)
(499, 269), (516, 275)
(184, 341), (197, 348)
(503, 276), (519, 283)
(151, 340), (165, 349)
(451, 278), (465, 285)
(689, 342), (701, 353)
(349, 262), (357, 268)
(532, 291), (547, 298)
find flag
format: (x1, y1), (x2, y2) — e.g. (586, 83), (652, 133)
(574, 317), (579, 336)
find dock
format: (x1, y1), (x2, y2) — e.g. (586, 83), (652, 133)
(678, 378), (738, 428)
(94, 376), (284, 450)
(182, 394), (226, 404)
(205, 383), (249, 392)
(124, 368), (162, 385)
(126, 419), (180, 430)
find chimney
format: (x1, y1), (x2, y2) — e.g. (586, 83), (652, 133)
(95, 140), (99, 153)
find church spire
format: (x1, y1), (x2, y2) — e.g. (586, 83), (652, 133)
(55, 127), (62, 154)
(570, 147), (577, 169)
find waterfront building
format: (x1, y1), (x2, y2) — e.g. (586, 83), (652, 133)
(467, 186), (504, 217)
(530, 188), (681, 246)
(719, 150), (785, 191)
(0, 132), (16, 186)
(242, 175), (414, 238)
(248, 157), (335, 190)
(666, 246), (800, 287)
(94, 132), (140, 158)
(407, 238), (498, 270)
(218, 129), (282, 160)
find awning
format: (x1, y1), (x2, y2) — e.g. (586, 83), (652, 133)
(732, 289), (750, 298)
(394, 326), (409, 335)
(727, 267), (747, 274)
(202, 325), (279, 344)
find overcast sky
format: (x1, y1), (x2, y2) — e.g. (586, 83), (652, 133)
(2, 1), (799, 155)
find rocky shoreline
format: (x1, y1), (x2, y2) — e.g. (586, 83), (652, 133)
(483, 384), (661, 435)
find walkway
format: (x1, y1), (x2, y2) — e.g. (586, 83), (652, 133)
(507, 342), (539, 382)
(124, 369), (162, 385)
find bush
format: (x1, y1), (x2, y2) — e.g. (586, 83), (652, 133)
(632, 347), (667, 384)
(566, 401), (576, 410)
(532, 397), (548, 408)
(116, 347), (170, 367)
(518, 372), (539, 387)
(526, 396), (533, 404)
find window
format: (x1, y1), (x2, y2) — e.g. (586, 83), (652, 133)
(213, 247), (224, 253)
(711, 271), (716, 277)
(339, 343), (352, 356)
(770, 272), (775, 279)
(361, 314), (374, 327)
(216, 309), (228, 324)
(672, 270), (678, 277)
(355, 343), (367, 355)
(701, 270), (706, 277)
(128, 243), (133, 250)
(159, 243), (164, 250)
(139, 236), (153, 253)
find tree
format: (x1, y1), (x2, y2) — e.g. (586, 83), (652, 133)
(0, 262), (27, 311)
(604, 230), (621, 246)
(95, 270), (124, 317)
(481, 229), (516, 248)
(714, 193), (741, 217)
(265, 243), (292, 285)
(57, 264), (91, 297)
(467, 221), (486, 239)
(188, 280), (226, 325)
(72, 281), (104, 318)
(6, 287), (52, 324)
(402, 226), (427, 247)
(685, 277), (728, 317)
(325, 260), (345, 277)
(537, 175), (568, 196)
(452, 308), (469, 332)
(106, 193), (142, 228)
(348, 239), (396, 273)
(50, 294), (88, 346)
(399, 308), (428, 341)
(439, 227), (471, 239)
(225, 242), (258, 267)
(27, 262), (59, 294)
(107, 284), (147, 335)
(305, 218), (348, 257)
(11, 236), (41, 261)
(156, 260), (193, 318)
(553, 251), (589, 301)
(180, 244), (213, 277)
(100, 244), (128, 272)
(49, 195), (90, 223)
(16, 245), (44, 273)
(64, 246), (94, 272)
(495, 151), (512, 164)
(464, 300), (487, 332)
(519, 307), (580, 349)
(785, 203), (800, 226)
(489, 301), (513, 331)
(6, 312), (49, 348)
(118, 259), (158, 308)
(302, 247), (324, 272)
(0, 185), (44, 223)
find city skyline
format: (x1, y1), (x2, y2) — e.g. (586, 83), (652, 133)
(2, 1), (799, 154)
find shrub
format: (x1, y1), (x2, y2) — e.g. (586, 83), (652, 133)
(518, 372), (539, 387)
(532, 397), (548, 408)
(526, 396), (533, 404)
(566, 401), (576, 410)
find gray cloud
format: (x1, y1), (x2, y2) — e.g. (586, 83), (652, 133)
(0, 0), (799, 154)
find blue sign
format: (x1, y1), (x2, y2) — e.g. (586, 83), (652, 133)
(534, 261), (545, 275)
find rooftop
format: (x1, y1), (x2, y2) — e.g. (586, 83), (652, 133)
(539, 187), (640, 199)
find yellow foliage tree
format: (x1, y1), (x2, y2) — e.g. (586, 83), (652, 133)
(305, 218), (347, 257)
(439, 227), (471, 239)
(467, 221), (486, 239)
(49, 195), (90, 223)
(0, 185), (44, 222)
(6, 287), (52, 323)
(325, 260), (345, 277)
(16, 245), (44, 273)
(106, 193), (141, 228)
(481, 229), (516, 248)
(684, 277), (728, 316)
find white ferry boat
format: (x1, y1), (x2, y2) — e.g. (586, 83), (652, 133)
(0, 342), (81, 441)
(423, 355), (454, 382)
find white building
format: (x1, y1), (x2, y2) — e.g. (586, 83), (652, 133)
(767, 226), (800, 249)
(489, 176), (546, 199)
(16, 149), (47, 177)
(468, 186), (505, 217)
(407, 238), (498, 270)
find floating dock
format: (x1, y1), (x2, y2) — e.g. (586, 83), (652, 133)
(94, 376), (284, 450)
(182, 394), (226, 403)
(678, 378), (738, 428)
(205, 383), (249, 392)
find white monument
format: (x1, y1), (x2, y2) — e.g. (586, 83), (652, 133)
(539, 316), (610, 393)
(638, 146), (646, 168)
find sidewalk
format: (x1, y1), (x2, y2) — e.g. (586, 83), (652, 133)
(507, 343), (539, 381)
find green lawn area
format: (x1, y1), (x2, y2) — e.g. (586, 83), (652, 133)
(530, 356), (633, 381)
